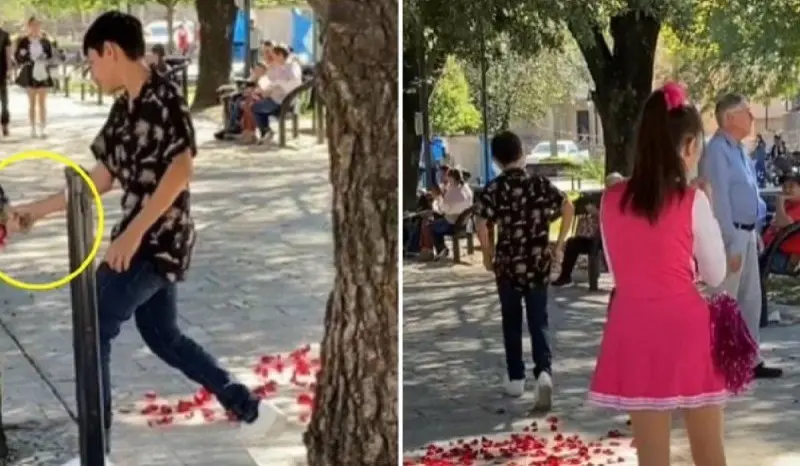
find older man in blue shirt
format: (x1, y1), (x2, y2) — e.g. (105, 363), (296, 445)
(699, 93), (782, 379)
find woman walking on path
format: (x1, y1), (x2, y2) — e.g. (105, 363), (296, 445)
(14, 16), (54, 138)
(588, 83), (730, 466)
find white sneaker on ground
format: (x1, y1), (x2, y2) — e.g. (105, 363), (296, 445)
(60, 456), (114, 466)
(239, 400), (285, 438)
(39, 124), (46, 138)
(768, 310), (782, 324)
(30, 126), (36, 138)
(504, 378), (525, 397)
(533, 372), (553, 411)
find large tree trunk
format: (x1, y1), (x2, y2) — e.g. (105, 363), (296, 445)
(570, 12), (660, 175)
(303, 0), (398, 465)
(192, 0), (236, 111)
(401, 37), (445, 208)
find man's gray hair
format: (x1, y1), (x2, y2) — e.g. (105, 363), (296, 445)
(714, 93), (749, 126)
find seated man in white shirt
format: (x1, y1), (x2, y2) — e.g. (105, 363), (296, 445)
(430, 168), (474, 259)
(251, 45), (303, 141)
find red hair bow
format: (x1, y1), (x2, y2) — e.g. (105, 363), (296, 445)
(662, 82), (687, 110)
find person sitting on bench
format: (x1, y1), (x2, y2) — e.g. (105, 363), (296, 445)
(249, 45), (302, 143)
(552, 172), (625, 286)
(762, 174), (800, 273)
(430, 168), (473, 260)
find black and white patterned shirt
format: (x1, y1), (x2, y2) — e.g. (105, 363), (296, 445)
(90, 71), (197, 282)
(475, 168), (565, 290)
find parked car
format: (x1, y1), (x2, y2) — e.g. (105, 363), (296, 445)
(525, 140), (590, 163)
(144, 20), (195, 49)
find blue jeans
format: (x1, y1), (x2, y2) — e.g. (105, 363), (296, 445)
(252, 98), (281, 133)
(430, 217), (453, 253)
(96, 259), (260, 429)
(496, 279), (551, 380)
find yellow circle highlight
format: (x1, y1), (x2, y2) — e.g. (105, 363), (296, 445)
(0, 151), (104, 291)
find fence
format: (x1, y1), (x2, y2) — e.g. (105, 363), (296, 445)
(51, 56), (190, 105)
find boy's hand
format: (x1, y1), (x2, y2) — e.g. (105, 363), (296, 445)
(104, 229), (143, 272)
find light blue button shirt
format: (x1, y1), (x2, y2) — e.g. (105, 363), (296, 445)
(699, 131), (761, 255)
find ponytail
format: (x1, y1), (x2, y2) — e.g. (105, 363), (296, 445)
(621, 84), (703, 224)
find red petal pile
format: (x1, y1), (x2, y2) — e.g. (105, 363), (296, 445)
(131, 344), (321, 427)
(403, 418), (635, 466)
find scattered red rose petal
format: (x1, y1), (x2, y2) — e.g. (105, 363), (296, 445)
(402, 419), (635, 466)
(132, 345), (320, 428)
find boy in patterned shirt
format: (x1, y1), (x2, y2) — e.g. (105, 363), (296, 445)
(15, 12), (281, 462)
(474, 131), (574, 411)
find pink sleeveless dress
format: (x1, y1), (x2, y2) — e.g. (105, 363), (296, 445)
(588, 183), (727, 410)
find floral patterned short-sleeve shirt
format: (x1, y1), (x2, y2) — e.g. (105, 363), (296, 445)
(90, 71), (197, 282)
(475, 168), (565, 290)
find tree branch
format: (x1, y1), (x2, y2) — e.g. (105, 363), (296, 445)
(566, 17), (612, 91)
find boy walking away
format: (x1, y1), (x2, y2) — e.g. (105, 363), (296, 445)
(474, 131), (574, 410)
(15, 12), (282, 463)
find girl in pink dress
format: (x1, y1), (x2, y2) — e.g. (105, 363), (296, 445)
(589, 84), (729, 466)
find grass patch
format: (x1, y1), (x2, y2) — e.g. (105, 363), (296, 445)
(766, 275), (800, 306)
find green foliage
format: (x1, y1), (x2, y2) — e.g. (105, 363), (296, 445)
(463, 35), (589, 134)
(429, 56), (481, 135)
(571, 157), (605, 184)
(659, 1), (800, 109)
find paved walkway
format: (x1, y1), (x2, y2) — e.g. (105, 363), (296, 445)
(403, 258), (800, 465)
(0, 89), (331, 465)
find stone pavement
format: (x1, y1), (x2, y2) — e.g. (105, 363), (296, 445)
(403, 257), (800, 465)
(0, 89), (332, 465)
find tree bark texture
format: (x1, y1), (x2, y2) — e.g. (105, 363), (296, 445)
(303, 0), (398, 465)
(191, 0), (236, 111)
(571, 12), (660, 175)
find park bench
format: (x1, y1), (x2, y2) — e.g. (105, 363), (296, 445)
(572, 191), (604, 291)
(444, 206), (476, 263)
(759, 220), (800, 327)
(401, 206), (475, 263)
(277, 77), (314, 147)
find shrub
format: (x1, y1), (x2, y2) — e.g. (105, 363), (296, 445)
(429, 56), (481, 136)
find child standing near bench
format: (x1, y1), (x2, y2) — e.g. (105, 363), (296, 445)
(474, 131), (574, 410)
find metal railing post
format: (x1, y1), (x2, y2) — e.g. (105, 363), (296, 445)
(65, 168), (106, 466)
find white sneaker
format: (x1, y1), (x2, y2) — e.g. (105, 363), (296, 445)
(39, 124), (46, 138)
(768, 310), (782, 324)
(239, 400), (285, 438)
(30, 126), (37, 138)
(60, 456), (114, 466)
(504, 378), (525, 397)
(533, 372), (553, 411)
